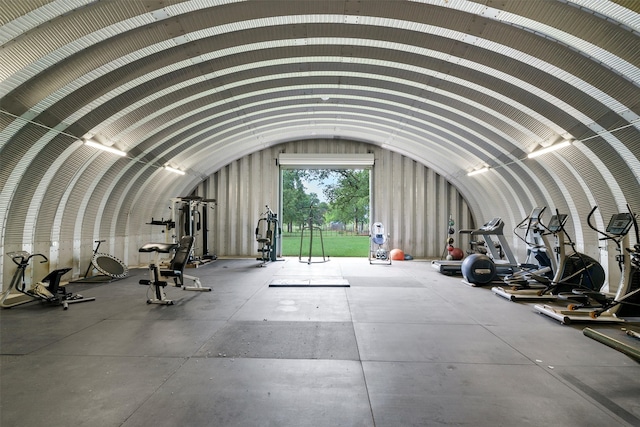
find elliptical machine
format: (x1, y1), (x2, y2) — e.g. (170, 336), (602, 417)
(537, 208), (605, 298)
(535, 205), (639, 324)
(492, 210), (569, 301)
(502, 207), (555, 287)
(1, 252), (95, 310)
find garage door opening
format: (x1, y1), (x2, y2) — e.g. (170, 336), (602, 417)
(278, 153), (374, 258)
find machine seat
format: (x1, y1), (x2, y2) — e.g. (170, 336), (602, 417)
(139, 243), (178, 253)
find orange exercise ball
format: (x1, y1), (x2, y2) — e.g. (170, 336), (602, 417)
(390, 248), (405, 260)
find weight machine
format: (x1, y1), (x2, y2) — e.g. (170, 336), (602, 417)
(255, 205), (282, 267)
(145, 217), (176, 243)
(170, 196), (218, 263)
(138, 236), (211, 305)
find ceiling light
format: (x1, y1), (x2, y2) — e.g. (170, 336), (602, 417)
(84, 140), (127, 156)
(164, 166), (186, 175)
(527, 140), (572, 159)
(467, 167), (490, 176)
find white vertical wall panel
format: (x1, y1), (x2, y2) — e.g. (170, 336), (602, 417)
(209, 149), (280, 256)
(204, 140), (472, 258)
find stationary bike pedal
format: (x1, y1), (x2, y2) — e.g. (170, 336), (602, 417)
(139, 279), (151, 285)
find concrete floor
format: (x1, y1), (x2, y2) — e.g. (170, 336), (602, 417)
(1, 257), (639, 427)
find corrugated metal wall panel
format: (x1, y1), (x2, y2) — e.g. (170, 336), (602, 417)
(3, 130), (53, 244)
(203, 140), (472, 258)
(31, 140), (85, 242)
(58, 157), (98, 238)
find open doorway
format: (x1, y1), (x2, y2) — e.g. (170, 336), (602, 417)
(280, 169), (370, 257)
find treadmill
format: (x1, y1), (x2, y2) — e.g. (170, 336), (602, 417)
(432, 217), (516, 276)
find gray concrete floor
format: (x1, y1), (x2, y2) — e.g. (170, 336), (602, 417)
(1, 257), (639, 427)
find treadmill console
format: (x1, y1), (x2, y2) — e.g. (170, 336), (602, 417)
(606, 213), (634, 236)
(481, 217), (502, 231)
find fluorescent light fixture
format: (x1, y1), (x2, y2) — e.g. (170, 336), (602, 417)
(467, 167), (490, 176)
(164, 166), (186, 175)
(527, 140), (572, 158)
(84, 140), (127, 156)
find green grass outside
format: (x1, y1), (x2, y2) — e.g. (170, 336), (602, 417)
(280, 232), (369, 257)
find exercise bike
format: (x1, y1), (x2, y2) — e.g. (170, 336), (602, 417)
(0, 252), (95, 310)
(535, 205), (640, 324)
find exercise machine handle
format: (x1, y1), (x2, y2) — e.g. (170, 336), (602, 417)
(587, 205), (612, 241)
(627, 203), (639, 244)
(9, 252), (48, 266)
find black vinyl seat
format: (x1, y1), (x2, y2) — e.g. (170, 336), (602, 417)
(138, 236), (211, 305)
(160, 236), (194, 287)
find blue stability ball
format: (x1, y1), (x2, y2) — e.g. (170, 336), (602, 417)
(461, 254), (496, 285)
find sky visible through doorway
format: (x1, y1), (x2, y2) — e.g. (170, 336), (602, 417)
(299, 171), (337, 203)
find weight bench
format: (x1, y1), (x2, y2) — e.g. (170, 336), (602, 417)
(138, 236), (211, 305)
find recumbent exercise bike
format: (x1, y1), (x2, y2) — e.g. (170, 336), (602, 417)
(1, 251), (94, 310)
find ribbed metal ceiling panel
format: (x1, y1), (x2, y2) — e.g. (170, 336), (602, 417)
(1, 0), (639, 283)
(572, 0), (640, 31)
(0, 1), (91, 44)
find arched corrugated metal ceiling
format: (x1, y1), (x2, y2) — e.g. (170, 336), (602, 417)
(1, 0), (639, 279)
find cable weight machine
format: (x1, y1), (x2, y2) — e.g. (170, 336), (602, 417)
(255, 205), (283, 267)
(169, 196), (218, 265)
(145, 217), (176, 243)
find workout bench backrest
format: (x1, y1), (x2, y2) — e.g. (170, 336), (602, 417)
(169, 236), (194, 272)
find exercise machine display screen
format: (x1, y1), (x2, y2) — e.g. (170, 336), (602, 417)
(606, 213), (633, 236)
(530, 207), (544, 221)
(482, 217), (502, 230)
(547, 214), (567, 232)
